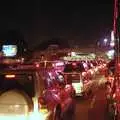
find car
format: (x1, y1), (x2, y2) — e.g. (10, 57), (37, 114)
(0, 63), (75, 120)
(63, 62), (93, 97)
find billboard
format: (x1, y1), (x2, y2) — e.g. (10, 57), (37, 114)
(2, 45), (17, 57)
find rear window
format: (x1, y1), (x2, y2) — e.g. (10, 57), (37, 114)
(64, 74), (81, 84)
(0, 73), (35, 98)
(64, 62), (85, 72)
(72, 79), (81, 83)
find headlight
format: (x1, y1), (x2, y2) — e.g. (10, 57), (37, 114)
(29, 112), (47, 120)
(0, 111), (50, 120)
(0, 114), (28, 120)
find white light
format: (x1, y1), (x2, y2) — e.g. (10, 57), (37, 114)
(71, 52), (76, 56)
(104, 38), (108, 43)
(110, 41), (115, 47)
(106, 49), (115, 59)
(48, 72), (52, 77)
(111, 31), (115, 41)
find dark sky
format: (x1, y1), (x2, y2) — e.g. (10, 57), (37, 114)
(0, 0), (114, 48)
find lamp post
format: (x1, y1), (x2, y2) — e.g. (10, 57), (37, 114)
(111, 0), (120, 94)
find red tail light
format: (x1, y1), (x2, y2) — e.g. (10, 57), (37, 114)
(35, 64), (40, 68)
(72, 62), (77, 66)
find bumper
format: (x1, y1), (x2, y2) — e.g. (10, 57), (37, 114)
(0, 111), (51, 120)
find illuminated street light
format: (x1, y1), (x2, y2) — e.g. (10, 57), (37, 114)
(103, 38), (108, 45)
(106, 49), (115, 59)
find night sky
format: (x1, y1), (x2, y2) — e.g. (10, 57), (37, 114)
(0, 0), (114, 48)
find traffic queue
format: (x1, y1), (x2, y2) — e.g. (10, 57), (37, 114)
(0, 41), (108, 120)
(35, 58), (107, 98)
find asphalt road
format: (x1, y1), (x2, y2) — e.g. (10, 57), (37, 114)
(74, 75), (109, 120)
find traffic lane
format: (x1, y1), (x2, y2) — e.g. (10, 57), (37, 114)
(55, 74), (107, 120)
(62, 98), (76, 120)
(75, 97), (91, 120)
(83, 74), (107, 95)
(88, 88), (108, 120)
(74, 75), (108, 120)
(75, 87), (108, 120)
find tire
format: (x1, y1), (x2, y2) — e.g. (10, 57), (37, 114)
(53, 105), (62, 120)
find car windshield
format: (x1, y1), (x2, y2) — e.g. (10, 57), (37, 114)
(64, 74), (81, 84)
(64, 62), (85, 72)
(0, 73), (35, 98)
(72, 79), (81, 83)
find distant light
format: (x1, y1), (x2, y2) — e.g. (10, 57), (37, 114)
(35, 64), (40, 68)
(106, 49), (115, 59)
(104, 38), (108, 43)
(110, 41), (115, 47)
(48, 72), (52, 76)
(111, 31), (115, 41)
(71, 52), (76, 56)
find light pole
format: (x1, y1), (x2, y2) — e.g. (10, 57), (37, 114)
(112, 0), (120, 94)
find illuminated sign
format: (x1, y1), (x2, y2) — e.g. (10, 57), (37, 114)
(2, 45), (17, 57)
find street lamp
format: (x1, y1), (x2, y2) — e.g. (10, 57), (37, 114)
(104, 38), (108, 46)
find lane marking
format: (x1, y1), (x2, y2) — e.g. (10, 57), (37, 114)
(90, 95), (96, 109)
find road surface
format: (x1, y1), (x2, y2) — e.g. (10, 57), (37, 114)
(74, 75), (109, 120)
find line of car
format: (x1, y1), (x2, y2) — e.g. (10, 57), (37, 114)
(0, 58), (107, 120)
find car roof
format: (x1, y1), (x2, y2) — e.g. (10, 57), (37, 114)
(0, 64), (39, 75)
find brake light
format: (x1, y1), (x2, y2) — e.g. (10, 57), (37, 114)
(118, 63), (120, 67)
(113, 93), (116, 98)
(35, 64), (40, 68)
(72, 62), (77, 66)
(5, 74), (15, 78)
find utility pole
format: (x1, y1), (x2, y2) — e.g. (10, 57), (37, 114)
(113, 0), (120, 93)
(114, 0), (119, 71)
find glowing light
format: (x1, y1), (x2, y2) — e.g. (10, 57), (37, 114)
(104, 38), (108, 43)
(2, 45), (17, 57)
(111, 31), (115, 41)
(82, 72), (87, 76)
(71, 52), (76, 56)
(5, 74), (15, 78)
(110, 41), (115, 47)
(55, 62), (64, 66)
(106, 49), (115, 59)
(72, 82), (83, 95)
(35, 64), (40, 68)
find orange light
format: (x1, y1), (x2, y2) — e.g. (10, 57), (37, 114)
(5, 74), (15, 78)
